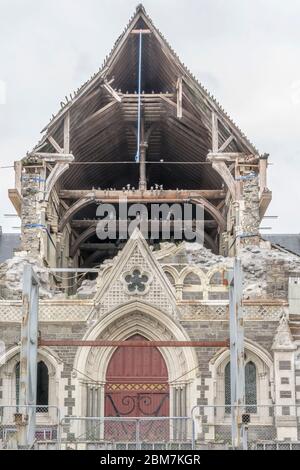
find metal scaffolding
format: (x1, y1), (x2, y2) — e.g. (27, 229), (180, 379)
(228, 257), (245, 449)
(17, 264), (39, 448)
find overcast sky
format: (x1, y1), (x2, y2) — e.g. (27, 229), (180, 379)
(0, 0), (299, 233)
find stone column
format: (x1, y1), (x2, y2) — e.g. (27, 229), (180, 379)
(259, 154), (269, 194)
(272, 314), (297, 441)
(20, 157), (45, 255)
(236, 172), (260, 249)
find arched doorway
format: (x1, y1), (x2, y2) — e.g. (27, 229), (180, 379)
(73, 303), (199, 419)
(105, 334), (169, 418)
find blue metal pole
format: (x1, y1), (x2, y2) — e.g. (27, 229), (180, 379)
(135, 31), (142, 163)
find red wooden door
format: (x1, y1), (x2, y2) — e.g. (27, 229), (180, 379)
(104, 335), (169, 441)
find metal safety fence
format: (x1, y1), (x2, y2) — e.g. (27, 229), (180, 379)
(60, 416), (194, 450)
(192, 405), (300, 450)
(0, 406), (61, 450)
(1, 405), (300, 450)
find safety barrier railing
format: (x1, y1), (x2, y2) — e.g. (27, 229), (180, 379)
(192, 404), (300, 450)
(1, 405), (300, 450)
(0, 405), (61, 450)
(60, 416), (194, 450)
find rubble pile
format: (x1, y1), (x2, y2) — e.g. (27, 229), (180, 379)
(0, 253), (52, 299)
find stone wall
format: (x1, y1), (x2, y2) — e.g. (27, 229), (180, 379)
(0, 318), (279, 412)
(239, 174), (260, 247)
(20, 160), (44, 254)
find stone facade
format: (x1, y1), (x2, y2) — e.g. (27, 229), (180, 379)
(240, 174), (260, 244)
(0, 230), (300, 443)
(1, 4), (299, 448)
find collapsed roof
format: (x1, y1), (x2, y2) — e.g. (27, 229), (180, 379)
(33, 4), (258, 192)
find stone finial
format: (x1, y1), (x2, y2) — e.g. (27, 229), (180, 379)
(272, 313), (296, 351)
(136, 3), (145, 13)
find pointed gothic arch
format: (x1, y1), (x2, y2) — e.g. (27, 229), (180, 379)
(0, 345), (63, 417)
(73, 301), (199, 418)
(206, 339), (274, 426)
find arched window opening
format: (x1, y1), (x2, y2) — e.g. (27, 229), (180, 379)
(210, 271), (223, 286)
(224, 361), (257, 414)
(208, 270), (228, 300)
(182, 272), (202, 300)
(15, 360), (49, 412)
(245, 361), (257, 413)
(15, 362), (20, 410)
(224, 362), (231, 414)
(165, 272), (175, 287)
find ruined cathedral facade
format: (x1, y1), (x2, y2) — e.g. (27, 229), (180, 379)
(0, 5), (300, 447)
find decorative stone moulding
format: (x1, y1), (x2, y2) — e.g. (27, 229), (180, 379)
(121, 268), (153, 296)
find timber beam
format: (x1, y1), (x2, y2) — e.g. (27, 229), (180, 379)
(259, 189), (272, 218)
(78, 234), (217, 252)
(71, 219), (218, 229)
(79, 243), (123, 251)
(29, 153), (74, 162)
(59, 189), (226, 201)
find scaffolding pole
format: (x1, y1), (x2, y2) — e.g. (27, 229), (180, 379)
(228, 257), (245, 449)
(17, 264), (39, 448)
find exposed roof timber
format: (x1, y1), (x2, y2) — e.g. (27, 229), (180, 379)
(190, 197), (226, 232)
(131, 29), (151, 34)
(219, 135), (235, 153)
(70, 223), (217, 258)
(8, 189), (22, 215)
(71, 219), (218, 229)
(59, 189), (226, 200)
(161, 95), (206, 129)
(70, 225), (96, 257)
(48, 136), (63, 153)
(59, 195), (224, 238)
(40, 67), (109, 134)
(77, 230), (218, 254)
(136, 7), (258, 154)
(58, 194), (96, 232)
(55, 87), (224, 190)
(103, 81), (122, 102)
(259, 189), (272, 219)
(75, 100), (119, 129)
(30, 153), (74, 162)
(38, 5), (259, 157)
(22, 5), (266, 197)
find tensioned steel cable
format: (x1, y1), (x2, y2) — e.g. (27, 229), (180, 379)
(135, 31), (143, 163)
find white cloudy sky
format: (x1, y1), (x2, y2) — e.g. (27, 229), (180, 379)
(0, 0), (299, 233)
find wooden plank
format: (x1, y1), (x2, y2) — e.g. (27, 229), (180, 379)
(131, 29), (151, 34)
(103, 81), (122, 102)
(41, 65), (109, 133)
(176, 77), (183, 119)
(47, 136), (63, 153)
(207, 152), (245, 162)
(219, 135), (235, 152)
(30, 153), (74, 162)
(64, 112), (70, 154)
(59, 189), (226, 200)
(76, 100), (118, 128)
(211, 112), (219, 152)
(71, 219), (217, 229)
(259, 189), (272, 219)
(8, 188), (22, 215)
